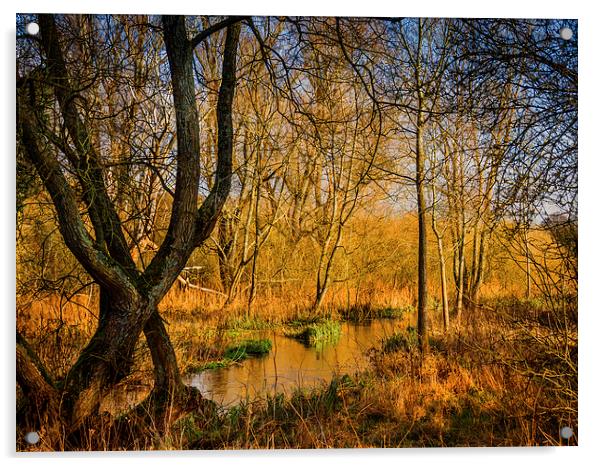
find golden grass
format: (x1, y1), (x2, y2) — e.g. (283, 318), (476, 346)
(16, 282), (577, 450)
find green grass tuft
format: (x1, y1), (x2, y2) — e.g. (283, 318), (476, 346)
(381, 326), (447, 353)
(339, 304), (414, 321)
(186, 359), (231, 373)
(285, 319), (342, 347)
(225, 317), (278, 331)
(188, 338), (273, 372)
(224, 338), (272, 361)
(381, 326), (418, 352)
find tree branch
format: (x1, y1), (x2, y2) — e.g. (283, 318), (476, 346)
(141, 16), (206, 299)
(195, 21), (241, 245)
(37, 14), (137, 275)
(189, 16), (247, 49)
(17, 91), (138, 299)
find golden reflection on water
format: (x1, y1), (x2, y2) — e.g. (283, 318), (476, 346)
(184, 319), (402, 406)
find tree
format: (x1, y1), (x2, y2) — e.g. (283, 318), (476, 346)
(455, 18), (577, 303)
(17, 14), (241, 444)
(378, 18), (452, 352)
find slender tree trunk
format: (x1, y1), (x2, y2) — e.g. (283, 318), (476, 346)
(314, 220), (344, 312)
(217, 214), (235, 292)
(466, 224), (481, 310)
(313, 183), (338, 311)
(525, 228), (532, 299)
(247, 147), (262, 316)
(469, 230), (487, 307)
(455, 221), (466, 320)
(416, 113), (429, 353)
(431, 184), (449, 332)
(435, 233), (449, 332)
(314, 238), (331, 311)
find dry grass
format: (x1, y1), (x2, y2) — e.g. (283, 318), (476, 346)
(187, 299), (576, 449)
(16, 283), (577, 450)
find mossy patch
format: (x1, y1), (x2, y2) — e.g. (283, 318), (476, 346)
(381, 326), (446, 353)
(187, 359), (231, 373)
(225, 317), (278, 331)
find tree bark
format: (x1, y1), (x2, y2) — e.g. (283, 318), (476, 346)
(416, 108), (429, 353)
(455, 219), (466, 320)
(16, 333), (61, 446)
(468, 229), (487, 308)
(431, 204), (450, 333)
(17, 15), (242, 445)
(144, 310), (183, 397)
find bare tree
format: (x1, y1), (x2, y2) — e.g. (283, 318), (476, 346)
(17, 14), (241, 443)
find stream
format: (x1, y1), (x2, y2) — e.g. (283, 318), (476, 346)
(183, 319), (402, 406)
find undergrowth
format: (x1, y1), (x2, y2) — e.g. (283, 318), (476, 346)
(16, 293), (577, 450)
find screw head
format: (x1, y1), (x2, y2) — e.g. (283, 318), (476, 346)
(25, 22), (40, 36)
(560, 426), (574, 440)
(559, 27), (573, 40)
(24, 431), (40, 445)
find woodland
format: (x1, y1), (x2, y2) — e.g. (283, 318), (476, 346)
(16, 15), (577, 450)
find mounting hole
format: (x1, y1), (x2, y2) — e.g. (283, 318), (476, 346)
(560, 426), (574, 439)
(25, 22), (40, 36)
(24, 431), (40, 445)
(559, 27), (573, 40)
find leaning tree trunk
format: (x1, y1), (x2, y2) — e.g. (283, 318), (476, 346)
(217, 213), (236, 293)
(16, 332), (61, 448)
(144, 310), (183, 399)
(62, 294), (150, 427)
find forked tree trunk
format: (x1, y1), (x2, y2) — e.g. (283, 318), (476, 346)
(16, 14), (241, 448)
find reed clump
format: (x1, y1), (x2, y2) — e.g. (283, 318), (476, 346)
(224, 338), (273, 361)
(284, 319), (342, 347)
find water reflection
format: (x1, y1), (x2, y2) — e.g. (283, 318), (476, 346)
(184, 319), (401, 406)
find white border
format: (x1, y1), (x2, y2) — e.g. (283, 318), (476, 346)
(3, 1), (601, 465)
